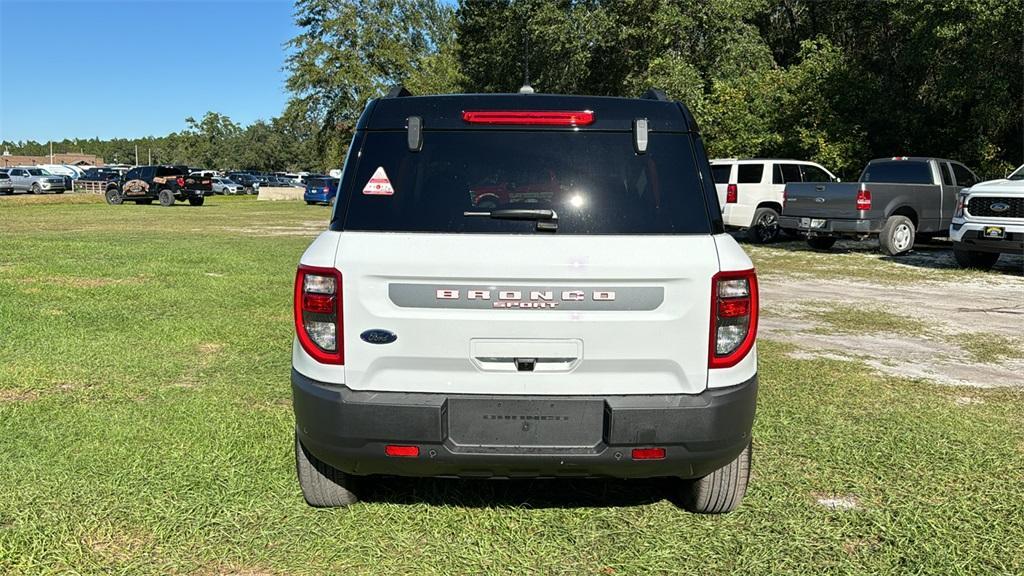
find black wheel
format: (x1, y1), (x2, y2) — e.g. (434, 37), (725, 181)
(807, 236), (837, 251)
(879, 215), (915, 256)
(295, 431), (360, 507)
(746, 207), (781, 243)
(136, 199), (153, 205)
(104, 188), (123, 205)
(158, 189), (175, 207)
(679, 442), (751, 514)
(953, 247), (999, 270)
(188, 197), (205, 206)
(30, 183), (40, 195)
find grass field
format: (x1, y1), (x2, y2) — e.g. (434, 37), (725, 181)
(2, 196), (1023, 575)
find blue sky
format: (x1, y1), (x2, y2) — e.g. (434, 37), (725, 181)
(0, 0), (298, 142)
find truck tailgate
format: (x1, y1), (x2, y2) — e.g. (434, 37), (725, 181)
(783, 182), (862, 219)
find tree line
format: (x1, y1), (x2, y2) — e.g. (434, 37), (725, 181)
(6, 0), (1022, 179)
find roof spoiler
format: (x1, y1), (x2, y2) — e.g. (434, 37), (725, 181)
(641, 88), (670, 101)
(385, 85), (413, 98)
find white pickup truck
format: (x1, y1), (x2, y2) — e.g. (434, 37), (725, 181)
(950, 165), (1024, 270)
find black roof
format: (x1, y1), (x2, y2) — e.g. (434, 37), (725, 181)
(359, 90), (699, 133)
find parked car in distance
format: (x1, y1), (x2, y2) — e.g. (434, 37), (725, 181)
(711, 159), (838, 243)
(949, 164), (1024, 270)
(210, 177), (244, 195)
(780, 157), (978, 255)
(227, 172), (262, 193)
(6, 167), (66, 194)
(0, 171), (13, 194)
(291, 88), (758, 514)
(303, 176), (338, 205)
(105, 165), (213, 206)
(79, 167), (124, 182)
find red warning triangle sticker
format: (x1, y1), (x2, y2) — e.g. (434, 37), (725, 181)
(362, 166), (394, 195)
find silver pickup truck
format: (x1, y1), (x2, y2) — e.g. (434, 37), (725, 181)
(779, 157), (978, 255)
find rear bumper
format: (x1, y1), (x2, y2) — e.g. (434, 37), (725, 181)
(779, 215), (880, 236)
(292, 369), (757, 479)
(304, 192), (333, 203)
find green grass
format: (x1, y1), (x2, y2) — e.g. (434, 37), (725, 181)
(957, 333), (1024, 364)
(2, 197), (1023, 574)
(806, 303), (930, 337)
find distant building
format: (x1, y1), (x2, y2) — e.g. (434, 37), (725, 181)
(0, 152), (105, 168)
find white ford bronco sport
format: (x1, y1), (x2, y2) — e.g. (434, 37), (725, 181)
(291, 87), (759, 513)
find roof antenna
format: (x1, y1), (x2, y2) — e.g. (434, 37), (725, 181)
(519, 31), (534, 94)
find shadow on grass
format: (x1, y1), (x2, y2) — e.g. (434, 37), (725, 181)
(356, 475), (680, 509)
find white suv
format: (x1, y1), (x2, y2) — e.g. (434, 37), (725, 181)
(291, 89), (759, 513)
(711, 159), (838, 242)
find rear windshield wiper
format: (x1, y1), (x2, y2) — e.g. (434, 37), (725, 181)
(463, 209), (558, 232)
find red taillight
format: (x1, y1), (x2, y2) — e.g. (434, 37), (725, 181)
(632, 447), (666, 460)
(856, 187), (872, 211)
(323, 186), (329, 192)
(176, 177), (185, 187)
(294, 265), (343, 365)
(726, 184), (738, 204)
(385, 445), (420, 458)
(461, 110), (595, 126)
(709, 269), (758, 369)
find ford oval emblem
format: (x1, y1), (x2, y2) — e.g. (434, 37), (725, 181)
(360, 329), (397, 345)
(990, 202), (1010, 213)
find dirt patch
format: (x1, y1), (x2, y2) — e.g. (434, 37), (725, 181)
(0, 389), (39, 403)
(82, 529), (154, 564)
(174, 343), (226, 388)
(813, 494), (861, 511)
(760, 273), (1024, 388)
(218, 224), (323, 237)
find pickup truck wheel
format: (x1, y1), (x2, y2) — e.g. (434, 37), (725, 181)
(679, 442), (751, 514)
(188, 197), (205, 206)
(953, 247), (999, 270)
(158, 189), (175, 207)
(295, 431), (360, 507)
(104, 188), (123, 205)
(880, 215), (915, 256)
(30, 183), (40, 195)
(807, 236), (837, 250)
(747, 207), (780, 243)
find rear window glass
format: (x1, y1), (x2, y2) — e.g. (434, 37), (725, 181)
(711, 165), (731, 183)
(155, 166), (185, 177)
(737, 164), (764, 184)
(862, 161), (933, 184)
(336, 131), (712, 235)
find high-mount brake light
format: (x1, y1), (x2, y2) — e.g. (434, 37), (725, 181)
(709, 269), (758, 369)
(294, 265), (344, 364)
(856, 187), (872, 211)
(726, 184), (738, 204)
(461, 110), (595, 126)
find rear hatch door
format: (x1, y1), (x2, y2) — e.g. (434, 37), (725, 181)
(332, 126), (719, 396)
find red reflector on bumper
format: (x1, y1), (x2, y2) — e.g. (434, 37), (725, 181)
(385, 445), (420, 458)
(631, 447), (666, 460)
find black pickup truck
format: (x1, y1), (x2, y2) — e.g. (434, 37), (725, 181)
(104, 165), (213, 207)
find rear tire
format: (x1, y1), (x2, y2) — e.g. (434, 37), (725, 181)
(953, 247), (999, 270)
(295, 432), (360, 507)
(158, 189), (175, 207)
(104, 188), (123, 205)
(879, 215), (915, 256)
(746, 207), (780, 244)
(680, 442), (751, 514)
(188, 197), (205, 206)
(807, 236), (837, 251)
